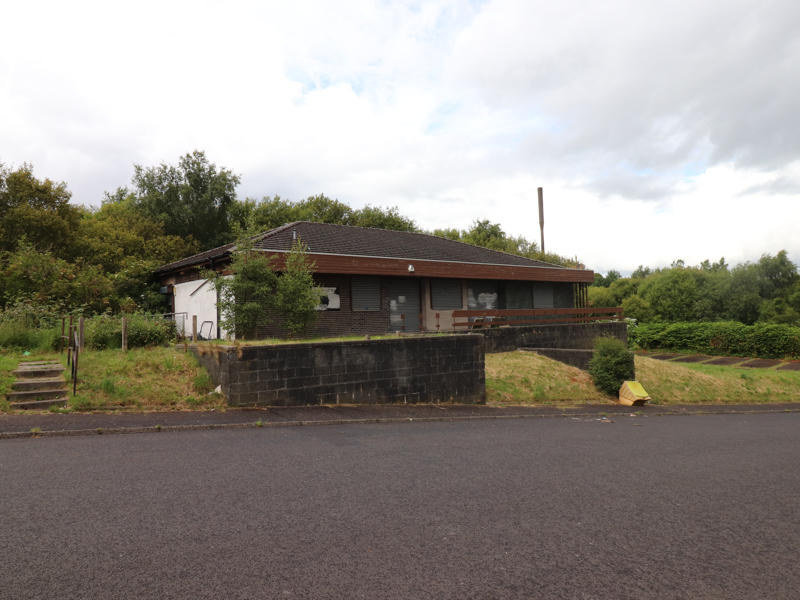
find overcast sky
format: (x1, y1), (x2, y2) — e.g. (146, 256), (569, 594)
(2, 0), (799, 274)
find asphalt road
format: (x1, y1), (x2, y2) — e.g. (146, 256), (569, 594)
(1, 413), (798, 599)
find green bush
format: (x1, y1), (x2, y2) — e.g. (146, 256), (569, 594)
(0, 322), (60, 351)
(635, 321), (800, 359)
(84, 314), (177, 350)
(588, 336), (635, 396)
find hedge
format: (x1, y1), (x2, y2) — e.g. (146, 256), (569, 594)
(635, 321), (800, 359)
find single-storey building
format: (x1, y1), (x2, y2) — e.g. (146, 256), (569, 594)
(154, 221), (595, 339)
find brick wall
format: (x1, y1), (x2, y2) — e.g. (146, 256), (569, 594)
(190, 334), (485, 407)
(255, 274), (391, 339)
(478, 322), (628, 354)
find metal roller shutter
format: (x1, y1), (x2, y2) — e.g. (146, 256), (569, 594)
(431, 279), (462, 310)
(351, 276), (381, 311)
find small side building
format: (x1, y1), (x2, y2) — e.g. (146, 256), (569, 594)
(154, 222), (594, 339)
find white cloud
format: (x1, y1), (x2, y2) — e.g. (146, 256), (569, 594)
(1, 0), (799, 273)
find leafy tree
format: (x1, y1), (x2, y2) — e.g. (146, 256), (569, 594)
(205, 235), (321, 339)
(588, 286), (615, 308)
(592, 270), (621, 287)
(631, 265), (652, 279)
(757, 251), (798, 297)
(431, 219), (579, 267)
(638, 268), (700, 322)
(236, 194), (419, 233)
(0, 163), (81, 258)
(130, 150), (240, 251)
(274, 239), (322, 336)
(0, 242), (115, 314)
(621, 295), (654, 323)
(72, 198), (199, 273)
(205, 236), (278, 340)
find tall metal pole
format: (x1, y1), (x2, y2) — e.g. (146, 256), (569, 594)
(537, 187), (545, 254)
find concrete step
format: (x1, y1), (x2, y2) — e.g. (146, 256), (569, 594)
(7, 388), (70, 403)
(9, 397), (69, 410)
(12, 365), (66, 378)
(18, 361), (63, 367)
(12, 378), (67, 391)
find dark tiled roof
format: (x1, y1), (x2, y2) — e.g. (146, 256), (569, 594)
(156, 222), (574, 272)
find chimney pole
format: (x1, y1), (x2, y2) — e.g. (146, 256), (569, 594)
(537, 187), (545, 254)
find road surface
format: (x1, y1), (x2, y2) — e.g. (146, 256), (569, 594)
(2, 413), (798, 599)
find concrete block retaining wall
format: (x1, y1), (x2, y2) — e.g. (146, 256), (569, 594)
(189, 322), (626, 407)
(481, 322), (628, 354)
(190, 334), (486, 407)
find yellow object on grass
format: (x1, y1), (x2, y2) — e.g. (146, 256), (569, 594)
(619, 381), (651, 406)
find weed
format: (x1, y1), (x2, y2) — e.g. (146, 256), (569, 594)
(101, 377), (116, 395)
(97, 427), (103, 434)
(30, 427), (41, 434)
(599, 412), (608, 417)
(256, 420), (263, 427)
(156, 424), (162, 431)
(193, 372), (213, 394)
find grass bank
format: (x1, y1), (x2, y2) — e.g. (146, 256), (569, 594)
(0, 348), (223, 413)
(486, 352), (800, 405)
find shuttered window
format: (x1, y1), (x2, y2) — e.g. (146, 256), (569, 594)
(431, 279), (462, 310)
(351, 276), (381, 311)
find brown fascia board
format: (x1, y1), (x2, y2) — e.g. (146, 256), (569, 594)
(157, 249), (593, 283)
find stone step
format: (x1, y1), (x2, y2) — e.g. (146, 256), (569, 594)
(9, 398), (69, 410)
(7, 388), (70, 402)
(12, 377), (67, 391)
(12, 365), (66, 378)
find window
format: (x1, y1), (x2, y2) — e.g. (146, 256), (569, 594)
(467, 280), (499, 310)
(431, 279), (462, 310)
(351, 276), (381, 311)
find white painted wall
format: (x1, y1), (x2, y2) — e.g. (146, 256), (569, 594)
(173, 279), (219, 339)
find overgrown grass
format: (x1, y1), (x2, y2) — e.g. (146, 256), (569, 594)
(635, 356), (800, 404)
(0, 347), (224, 413)
(486, 351), (800, 405)
(0, 323), (60, 352)
(486, 352), (611, 405)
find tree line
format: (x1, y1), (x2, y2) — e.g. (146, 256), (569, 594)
(0, 150), (574, 317)
(590, 254), (800, 326)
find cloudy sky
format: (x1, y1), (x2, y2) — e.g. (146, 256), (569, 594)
(2, 0), (799, 274)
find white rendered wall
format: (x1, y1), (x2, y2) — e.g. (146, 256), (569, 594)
(173, 279), (219, 339)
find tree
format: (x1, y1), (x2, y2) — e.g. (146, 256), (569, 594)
(621, 295), (654, 323)
(72, 197), (199, 273)
(131, 150), (240, 251)
(238, 194), (419, 233)
(274, 239), (322, 336)
(0, 163), (81, 258)
(630, 265), (652, 279)
(592, 270), (621, 287)
(432, 219), (579, 267)
(205, 235), (321, 339)
(638, 269), (700, 322)
(206, 236), (278, 340)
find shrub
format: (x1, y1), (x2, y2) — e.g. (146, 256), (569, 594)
(588, 336), (635, 396)
(635, 321), (800, 359)
(84, 313), (177, 350)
